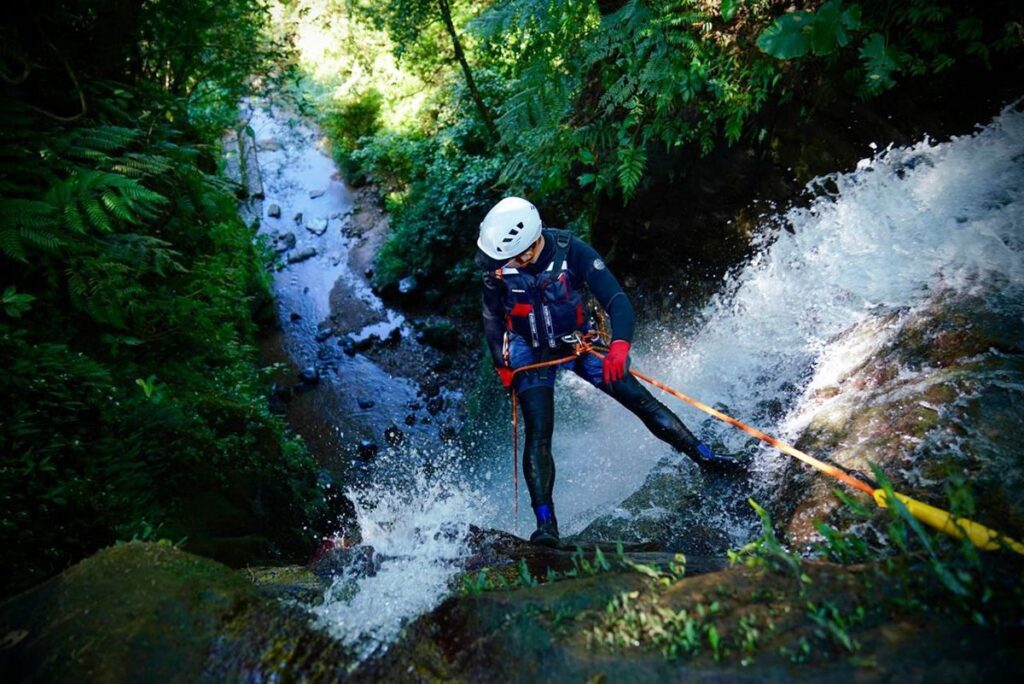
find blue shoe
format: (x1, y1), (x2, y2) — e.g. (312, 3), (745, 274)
(690, 443), (744, 471)
(530, 504), (560, 548)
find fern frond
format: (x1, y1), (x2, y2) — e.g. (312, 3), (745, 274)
(20, 225), (64, 251)
(0, 227), (27, 260)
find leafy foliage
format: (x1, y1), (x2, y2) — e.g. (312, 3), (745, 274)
(293, 0), (1021, 299)
(758, 0), (1022, 97)
(0, 1), (324, 596)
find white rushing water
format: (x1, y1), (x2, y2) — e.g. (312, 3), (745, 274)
(313, 103), (1024, 657)
(476, 103), (1024, 537)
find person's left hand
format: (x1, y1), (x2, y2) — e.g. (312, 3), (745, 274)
(603, 340), (630, 384)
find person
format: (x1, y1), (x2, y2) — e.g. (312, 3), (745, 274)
(477, 196), (737, 548)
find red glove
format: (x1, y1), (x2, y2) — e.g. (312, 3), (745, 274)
(603, 340), (630, 384)
(495, 366), (515, 389)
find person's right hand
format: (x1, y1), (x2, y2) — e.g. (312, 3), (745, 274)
(495, 366), (515, 389)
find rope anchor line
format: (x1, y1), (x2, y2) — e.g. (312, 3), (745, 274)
(506, 334), (1024, 555)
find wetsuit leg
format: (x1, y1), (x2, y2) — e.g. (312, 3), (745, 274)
(518, 385), (556, 508)
(599, 373), (705, 460)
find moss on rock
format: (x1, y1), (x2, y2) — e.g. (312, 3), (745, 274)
(0, 542), (351, 683)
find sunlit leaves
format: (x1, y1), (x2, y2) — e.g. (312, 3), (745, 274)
(756, 0), (861, 60)
(859, 33), (901, 96)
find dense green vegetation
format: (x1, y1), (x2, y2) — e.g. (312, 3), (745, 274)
(1, 0), (1020, 603)
(282, 0), (1021, 302)
(0, 1), (326, 596)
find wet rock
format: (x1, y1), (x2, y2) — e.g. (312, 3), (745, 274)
(359, 549), (1017, 683)
(298, 367), (320, 385)
(286, 247), (317, 264)
(267, 203), (282, 218)
(357, 398), (376, 410)
(270, 382), (293, 403)
(353, 335), (376, 352)
(578, 462), (713, 554)
(776, 290), (1024, 547)
(416, 318), (460, 351)
(306, 218), (328, 236)
(364, 268), (374, 280)
(385, 327), (402, 345)
(439, 425), (459, 445)
(246, 565), (327, 604)
(309, 189), (325, 199)
(426, 396), (445, 415)
(356, 440), (379, 460)
(0, 543), (353, 682)
(268, 389), (289, 415)
(383, 425), (406, 446)
(404, 413), (417, 426)
(433, 357), (454, 373)
(309, 544), (379, 581)
(289, 312), (302, 322)
(398, 275), (418, 295)
(408, 401), (422, 411)
(420, 380), (441, 398)
(337, 335), (356, 356)
(314, 328), (332, 343)
(256, 138), (282, 151)
(273, 232), (296, 252)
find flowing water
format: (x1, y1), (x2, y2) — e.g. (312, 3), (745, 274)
(246, 101), (1024, 657)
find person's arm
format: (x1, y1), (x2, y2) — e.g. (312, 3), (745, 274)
(481, 269), (507, 366)
(569, 237), (635, 343)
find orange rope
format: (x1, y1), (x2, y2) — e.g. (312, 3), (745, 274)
(586, 348), (876, 496)
(511, 389), (518, 517)
(501, 336), (1022, 554)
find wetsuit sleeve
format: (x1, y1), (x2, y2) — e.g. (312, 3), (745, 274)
(481, 269), (507, 367)
(569, 237), (635, 343)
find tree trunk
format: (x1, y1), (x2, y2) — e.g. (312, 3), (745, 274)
(436, 0), (499, 143)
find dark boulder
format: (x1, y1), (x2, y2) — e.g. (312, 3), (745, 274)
(356, 440), (379, 460)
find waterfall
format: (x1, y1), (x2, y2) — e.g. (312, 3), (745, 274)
(313, 103), (1024, 656)
(479, 103), (1024, 538)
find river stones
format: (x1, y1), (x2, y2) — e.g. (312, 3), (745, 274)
(272, 231), (296, 252)
(306, 217), (328, 235)
(286, 247), (317, 264)
(267, 203), (282, 218)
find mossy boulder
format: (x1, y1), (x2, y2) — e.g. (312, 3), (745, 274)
(776, 291), (1024, 547)
(360, 558), (1021, 682)
(0, 542), (351, 683)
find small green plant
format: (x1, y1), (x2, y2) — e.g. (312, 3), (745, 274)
(135, 374), (165, 403)
(779, 636), (813, 664)
(590, 593), (723, 661)
(736, 613), (762, 665)
(806, 600), (864, 653)
(2, 287), (35, 318)
(730, 499), (811, 589)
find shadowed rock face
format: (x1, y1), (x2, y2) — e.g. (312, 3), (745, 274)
(0, 543), (352, 683)
(773, 289), (1024, 549)
(356, 558), (1022, 683)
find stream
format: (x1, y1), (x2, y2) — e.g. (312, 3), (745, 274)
(239, 99), (1024, 660)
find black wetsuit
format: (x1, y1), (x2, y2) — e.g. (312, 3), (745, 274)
(478, 229), (706, 514)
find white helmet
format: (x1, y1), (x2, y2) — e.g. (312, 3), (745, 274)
(477, 197), (542, 260)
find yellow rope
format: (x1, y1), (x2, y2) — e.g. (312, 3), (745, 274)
(504, 334), (1023, 555)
